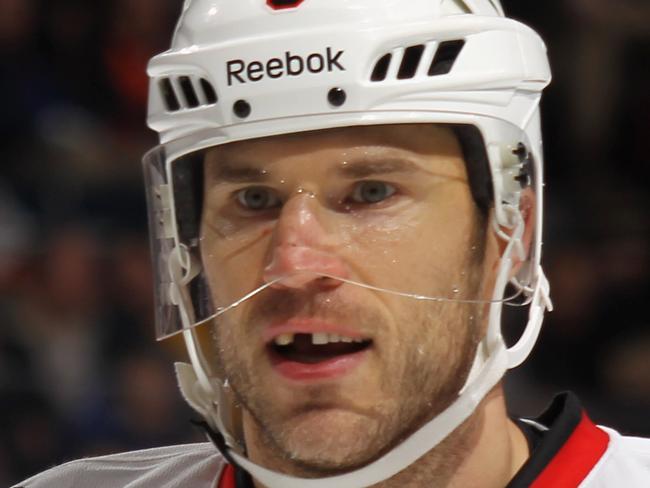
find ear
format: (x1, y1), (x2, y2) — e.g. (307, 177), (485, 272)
(497, 187), (536, 277)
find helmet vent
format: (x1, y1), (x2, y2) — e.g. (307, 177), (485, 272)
(159, 78), (181, 112)
(158, 76), (218, 112)
(200, 78), (218, 105)
(397, 45), (425, 80)
(371, 53), (392, 82)
(179, 76), (200, 108)
(371, 39), (465, 82)
(428, 39), (465, 76)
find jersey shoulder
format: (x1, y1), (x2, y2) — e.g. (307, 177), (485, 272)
(13, 443), (225, 488)
(583, 428), (650, 487)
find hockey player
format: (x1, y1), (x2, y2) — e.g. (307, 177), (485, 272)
(16, 1), (650, 487)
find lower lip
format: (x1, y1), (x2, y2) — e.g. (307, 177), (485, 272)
(269, 349), (369, 382)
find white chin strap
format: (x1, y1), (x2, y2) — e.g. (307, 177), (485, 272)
(175, 216), (552, 488)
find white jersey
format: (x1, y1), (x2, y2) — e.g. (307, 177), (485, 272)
(13, 443), (227, 488)
(14, 394), (650, 488)
(582, 428), (650, 488)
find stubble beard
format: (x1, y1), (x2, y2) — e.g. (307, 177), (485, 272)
(211, 277), (483, 477)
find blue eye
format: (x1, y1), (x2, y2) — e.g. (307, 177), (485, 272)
(236, 187), (281, 210)
(350, 181), (396, 204)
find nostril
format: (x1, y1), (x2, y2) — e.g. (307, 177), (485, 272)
(269, 271), (320, 289)
(265, 271), (345, 290)
(317, 275), (342, 289)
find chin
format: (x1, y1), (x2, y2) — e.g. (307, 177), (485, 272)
(271, 408), (386, 473)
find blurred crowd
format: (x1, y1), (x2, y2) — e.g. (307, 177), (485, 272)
(502, 0), (650, 436)
(0, 0), (199, 485)
(0, 0), (649, 485)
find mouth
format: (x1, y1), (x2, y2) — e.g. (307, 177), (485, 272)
(265, 329), (373, 381)
(270, 333), (373, 363)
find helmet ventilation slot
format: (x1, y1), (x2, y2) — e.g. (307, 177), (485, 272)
(158, 76), (218, 112)
(179, 76), (200, 108)
(428, 40), (465, 76)
(159, 78), (181, 112)
(397, 45), (425, 80)
(370, 39), (465, 82)
(200, 78), (218, 104)
(370, 53), (392, 82)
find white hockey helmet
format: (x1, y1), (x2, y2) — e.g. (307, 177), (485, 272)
(143, 1), (552, 486)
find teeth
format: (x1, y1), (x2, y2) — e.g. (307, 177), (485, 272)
(274, 333), (294, 346)
(311, 333), (329, 345)
(273, 333), (367, 346)
(313, 333), (365, 345)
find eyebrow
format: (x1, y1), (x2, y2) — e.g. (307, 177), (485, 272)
(208, 161), (270, 183)
(337, 158), (425, 178)
(207, 156), (425, 183)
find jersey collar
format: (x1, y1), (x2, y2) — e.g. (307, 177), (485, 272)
(218, 392), (610, 488)
(508, 392), (610, 488)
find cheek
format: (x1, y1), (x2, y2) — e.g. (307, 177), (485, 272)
(200, 222), (273, 304)
(343, 186), (476, 292)
(212, 315), (259, 384)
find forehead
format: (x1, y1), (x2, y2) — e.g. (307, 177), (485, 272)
(204, 124), (464, 170)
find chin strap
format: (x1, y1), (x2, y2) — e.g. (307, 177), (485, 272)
(176, 360), (241, 450)
(507, 266), (552, 368)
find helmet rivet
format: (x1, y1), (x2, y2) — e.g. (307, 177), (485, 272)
(233, 100), (251, 118)
(328, 87), (346, 107)
(513, 142), (528, 161)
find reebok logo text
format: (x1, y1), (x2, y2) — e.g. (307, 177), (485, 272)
(227, 47), (345, 86)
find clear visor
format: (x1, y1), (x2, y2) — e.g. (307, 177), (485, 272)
(144, 124), (537, 340)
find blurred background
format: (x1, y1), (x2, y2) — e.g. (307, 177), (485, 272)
(0, 0), (648, 484)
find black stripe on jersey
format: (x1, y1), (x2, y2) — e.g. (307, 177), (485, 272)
(507, 392), (583, 488)
(235, 465), (255, 488)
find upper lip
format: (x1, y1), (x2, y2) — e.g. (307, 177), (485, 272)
(263, 318), (372, 344)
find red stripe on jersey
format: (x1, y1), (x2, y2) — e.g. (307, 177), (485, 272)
(218, 463), (236, 488)
(531, 413), (609, 488)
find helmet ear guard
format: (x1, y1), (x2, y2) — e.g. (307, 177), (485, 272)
(487, 136), (553, 369)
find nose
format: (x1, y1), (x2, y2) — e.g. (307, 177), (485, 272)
(263, 194), (349, 289)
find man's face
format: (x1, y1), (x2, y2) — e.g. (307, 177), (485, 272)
(199, 124), (496, 472)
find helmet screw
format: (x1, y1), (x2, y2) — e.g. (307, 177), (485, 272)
(513, 142), (528, 162)
(328, 87), (346, 107)
(233, 100), (251, 118)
